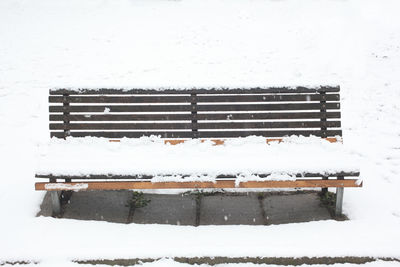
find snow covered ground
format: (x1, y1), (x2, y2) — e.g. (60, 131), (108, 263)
(1, 0), (400, 264)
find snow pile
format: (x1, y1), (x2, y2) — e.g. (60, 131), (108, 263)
(44, 183), (89, 191)
(49, 85), (335, 92)
(36, 136), (359, 180)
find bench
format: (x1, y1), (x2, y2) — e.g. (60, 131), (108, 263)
(35, 86), (362, 216)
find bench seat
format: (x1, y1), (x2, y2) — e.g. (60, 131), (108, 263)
(35, 136), (360, 188)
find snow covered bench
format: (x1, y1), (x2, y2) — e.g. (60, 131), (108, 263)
(35, 86), (361, 216)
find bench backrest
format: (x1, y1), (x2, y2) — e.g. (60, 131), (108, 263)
(49, 86), (341, 139)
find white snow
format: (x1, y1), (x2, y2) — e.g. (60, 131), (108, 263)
(1, 0), (400, 264)
(48, 85), (333, 92)
(44, 183), (88, 191)
(1, 258), (400, 267)
(35, 136), (359, 179)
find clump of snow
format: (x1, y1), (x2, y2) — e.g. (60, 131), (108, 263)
(44, 183), (88, 191)
(235, 172), (297, 186)
(49, 84), (336, 92)
(151, 174), (216, 183)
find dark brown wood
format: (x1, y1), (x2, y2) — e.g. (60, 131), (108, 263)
(50, 123), (193, 130)
(35, 171), (361, 180)
(49, 94), (340, 103)
(49, 103), (339, 113)
(62, 94), (70, 138)
(49, 112), (341, 121)
(49, 121), (341, 130)
(35, 179), (362, 191)
(197, 130), (342, 138)
(50, 131), (194, 138)
(48, 87), (342, 139)
(50, 129), (342, 138)
(191, 93), (198, 138)
(49, 104), (192, 113)
(49, 95), (191, 103)
(320, 92), (328, 138)
(196, 121), (340, 129)
(49, 86), (340, 95)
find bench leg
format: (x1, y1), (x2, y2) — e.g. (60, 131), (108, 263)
(335, 176), (344, 216)
(321, 176), (328, 194)
(50, 191), (61, 216)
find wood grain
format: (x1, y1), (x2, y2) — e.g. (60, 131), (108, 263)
(35, 179), (362, 191)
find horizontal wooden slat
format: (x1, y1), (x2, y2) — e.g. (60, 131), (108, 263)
(35, 179), (362, 191)
(49, 95), (191, 103)
(49, 86), (340, 95)
(49, 103), (339, 113)
(50, 123), (192, 130)
(196, 130), (342, 138)
(35, 171), (360, 179)
(50, 130), (342, 138)
(50, 112), (341, 121)
(49, 94), (340, 104)
(50, 105), (191, 113)
(198, 94), (340, 102)
(197, 121), (340, 130)
(50, 121), (341, 130)
(50, 114), (193, 121)
(51, 131), (194, 138)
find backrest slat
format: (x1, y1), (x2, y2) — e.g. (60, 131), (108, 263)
(49, 86), (340, 95)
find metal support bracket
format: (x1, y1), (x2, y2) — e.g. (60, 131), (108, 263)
(50, 191), (61, 216)
(335, 176), (344, 216)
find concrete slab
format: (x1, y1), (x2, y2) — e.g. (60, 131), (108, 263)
(37, 191), (332, 226)
(62, 190), (132, 223)
(199, 193), (264, 225)
(262, 192), (331, 225)
(131, 194), (196, 226)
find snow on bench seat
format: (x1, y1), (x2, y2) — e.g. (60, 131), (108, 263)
(36, 135), (359, 182)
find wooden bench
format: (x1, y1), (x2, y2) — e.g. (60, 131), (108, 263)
(35, 86), (362, 216)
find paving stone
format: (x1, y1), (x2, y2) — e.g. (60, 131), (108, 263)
(199, 193), (264, 225)
(131, 194), (196, 226)
(62, 190), (132, 223)
(37, 191), (332, 226)
(262, 192), (331, 225)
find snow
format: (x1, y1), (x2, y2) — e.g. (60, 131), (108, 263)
(1, 0), (400, 264)
(48, 85), (334, 92)
(36, 136), (359, 179)
(2, 258), (400, 267)
(44, 183), (89, 191)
